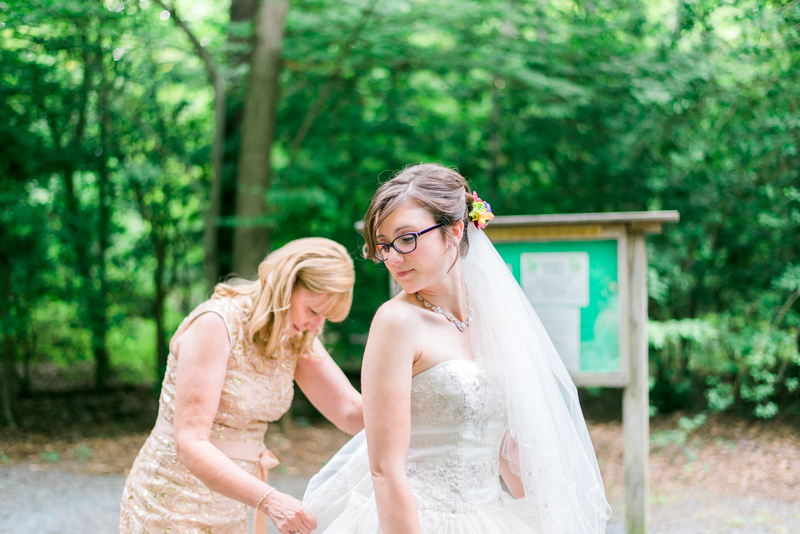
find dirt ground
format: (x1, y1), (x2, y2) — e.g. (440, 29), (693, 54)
(592, 414), (800, 506)
(1, 409), (799, 532)
(0, 422), (353, 478)
(3, 412), (798, 499)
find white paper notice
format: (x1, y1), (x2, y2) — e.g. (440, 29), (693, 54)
(520, 252), (589, 307)
(535, 306), (581, 372)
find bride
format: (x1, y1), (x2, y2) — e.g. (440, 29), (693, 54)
(302, 164), (611, 533)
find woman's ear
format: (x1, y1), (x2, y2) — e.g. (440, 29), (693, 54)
(450, 220), (465, 243)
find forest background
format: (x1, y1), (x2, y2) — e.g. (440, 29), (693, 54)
(1, 0), (799, 432)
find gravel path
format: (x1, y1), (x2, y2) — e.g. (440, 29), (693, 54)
(0, 465), (307, 534)
(1, 464), (797, 533)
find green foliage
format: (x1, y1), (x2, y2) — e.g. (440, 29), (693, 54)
(649, 308), (800, 418)
(650, 413), (707, 450)
(108, 317), (157, 384)
(40, 450), (60, 463)
(1, 0), (799, 421)
(74, 444), (92, 461)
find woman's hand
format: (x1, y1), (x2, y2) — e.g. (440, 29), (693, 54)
(262, 491), (318, 534)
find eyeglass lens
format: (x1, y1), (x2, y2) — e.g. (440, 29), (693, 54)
(376, 234), (417, 260)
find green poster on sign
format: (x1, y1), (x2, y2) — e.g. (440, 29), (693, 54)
(494, 240), (620, 374)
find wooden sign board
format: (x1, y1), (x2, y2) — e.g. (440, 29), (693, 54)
(491, 234), (627, 387)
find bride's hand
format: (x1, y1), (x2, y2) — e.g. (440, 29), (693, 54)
(262, 491), (318, 534)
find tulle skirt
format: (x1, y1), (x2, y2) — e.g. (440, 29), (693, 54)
(303, 432), (539, 534)
(320, 490), (538, 534)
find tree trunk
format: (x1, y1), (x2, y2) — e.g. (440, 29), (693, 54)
(21, 330), (34, 397)
(0, 273), (18, 430)
(1, 334), (17, 431)
(93, 50), (112, 390)
(203, 73), (226, 290)
(153, 1), (227, 292)
(60, 33), (110, 390)
(232, 0), (288, 277)
(229, 0), (258, 68)
(154, 234), (169, 382)
(216, 0), (260, 279)
(131, 177), (171, 384)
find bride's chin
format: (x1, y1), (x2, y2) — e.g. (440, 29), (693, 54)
(397, 282), (418, 295)
(397, 274), (433, 295)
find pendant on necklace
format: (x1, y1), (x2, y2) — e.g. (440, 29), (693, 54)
(416, 293), (473, 332)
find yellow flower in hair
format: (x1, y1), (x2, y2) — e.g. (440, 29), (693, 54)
(469, 191), (495, 229)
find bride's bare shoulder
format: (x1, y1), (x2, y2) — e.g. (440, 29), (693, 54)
(364, 296), (420, 368)
(371, 294), (421, 330)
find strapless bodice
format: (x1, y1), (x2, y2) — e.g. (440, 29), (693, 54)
(406, 360), (508, 516)
(302, 359), (539, 534)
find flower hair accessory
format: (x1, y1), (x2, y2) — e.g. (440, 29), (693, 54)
(468, 191), (495, 229)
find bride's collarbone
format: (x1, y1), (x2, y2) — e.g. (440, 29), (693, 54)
(412, 322), (474, 377)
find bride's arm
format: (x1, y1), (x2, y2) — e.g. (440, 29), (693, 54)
(361, 302), (422, 534)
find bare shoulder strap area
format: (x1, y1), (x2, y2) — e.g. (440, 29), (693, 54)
(172, 298), (244, 351)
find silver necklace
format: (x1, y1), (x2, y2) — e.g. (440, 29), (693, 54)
(416, 292), (473, 332)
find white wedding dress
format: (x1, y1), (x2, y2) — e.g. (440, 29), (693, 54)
(304, 225), (611, 533)
(303, 359), (538, 533)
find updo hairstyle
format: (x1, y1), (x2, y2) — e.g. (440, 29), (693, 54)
(214, 238), (355, 360)
(362, 163), (476, 263)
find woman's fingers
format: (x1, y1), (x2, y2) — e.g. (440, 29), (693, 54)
(301, 510), (318, 531)
(266, 491), (316, 534)
(276, 518), (311, 534)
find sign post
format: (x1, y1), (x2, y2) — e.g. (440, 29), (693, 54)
(482, 211), (679, 534)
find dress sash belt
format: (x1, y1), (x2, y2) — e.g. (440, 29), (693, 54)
(152, 416), (280, 534)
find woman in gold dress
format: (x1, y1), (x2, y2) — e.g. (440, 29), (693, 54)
(120, 238), (364, 534)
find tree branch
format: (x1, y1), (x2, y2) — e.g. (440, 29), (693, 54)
(288, 0), (380, 157)
(773, 288), (800, 329)
(152, 0), (220, 85)
(152, 0), (225, 290)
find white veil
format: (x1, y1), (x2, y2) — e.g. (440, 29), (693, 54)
(464, 224), (611, 532)
(304, 224), (611, 533)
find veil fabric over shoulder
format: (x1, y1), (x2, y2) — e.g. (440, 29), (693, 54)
(304, 225), (611, 533)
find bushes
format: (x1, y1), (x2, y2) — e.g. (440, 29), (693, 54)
(649, 314), (800, 418)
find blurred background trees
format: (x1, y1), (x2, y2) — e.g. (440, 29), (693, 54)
(1, 0), (798, 428)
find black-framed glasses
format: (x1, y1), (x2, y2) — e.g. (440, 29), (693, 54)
(375, 223), (443, 261)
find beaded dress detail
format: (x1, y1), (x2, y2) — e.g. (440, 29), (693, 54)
(304, 359), (538, 533)
(119, 297), (297, 534)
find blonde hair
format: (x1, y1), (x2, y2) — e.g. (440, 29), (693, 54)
(363, 163), (475, 262)
(213, 238), (355, 360)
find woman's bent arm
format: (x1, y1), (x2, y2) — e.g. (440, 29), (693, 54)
(498, 430), (525, 499)
(361, 302), (421, 534)
(294, 337), (363, 435)
(172, 313), (316, 534)
(499, 453), (526, 499)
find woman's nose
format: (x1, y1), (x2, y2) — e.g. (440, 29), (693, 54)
(308, 315), (324, 332)
(386, 246), (404, 264)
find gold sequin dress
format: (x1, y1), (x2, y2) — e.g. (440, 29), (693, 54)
(120, 297), (297, 533)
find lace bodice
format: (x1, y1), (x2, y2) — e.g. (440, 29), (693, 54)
(302, 359), (538, 534)
(406, 360), (508, 516)
(120, 297), (297, 533)
(156, 297), (296, 444)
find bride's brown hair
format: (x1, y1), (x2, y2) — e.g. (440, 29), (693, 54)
(362, 163), (476, 262)
(213, 238), (354, 360)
